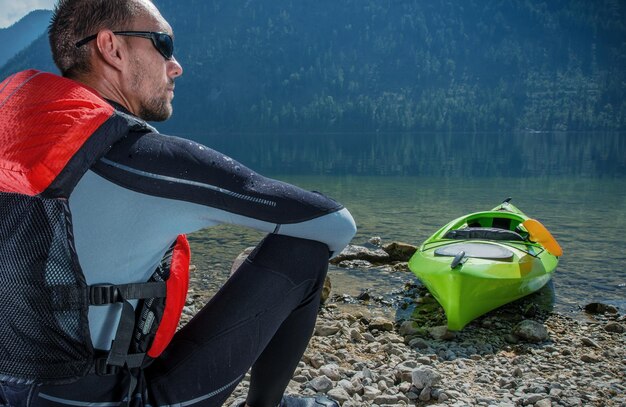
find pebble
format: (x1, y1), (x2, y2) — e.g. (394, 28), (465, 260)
(580, 354), (602, 363)
(368, 316), (394, 332)
(412, 367), (442, 389)
(327, 387), (351, 403)
(429, 325), (457, 340)
(309, 376), (333, 392)
(320, 364), (341, 381)
(512, 320), (549, 343)
(604, 322), (625, 333)
(581, 337), (600, 348)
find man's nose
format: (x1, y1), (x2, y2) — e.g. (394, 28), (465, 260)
(168, 57), (183, 78)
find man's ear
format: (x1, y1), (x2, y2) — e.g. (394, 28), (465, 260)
(95, 30), (125, 71)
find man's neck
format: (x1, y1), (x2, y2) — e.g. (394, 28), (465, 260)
(71, 73), (135, 116)
(104, 99), (135, 116)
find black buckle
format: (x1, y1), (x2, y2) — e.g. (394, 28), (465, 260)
(94, 357), (121, 376)
(89, 284), (121, 305)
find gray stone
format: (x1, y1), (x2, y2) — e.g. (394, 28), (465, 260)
(350, 328), (364, 342)
(327, 387), (351, 403)
(580, 354), (601, 363)
(399, 320), (419, 336)
(416, 356), (433, 365)
(369, 316), (394, 332)
(581, 337), (600, 348)
(409, 338), (431, 349)
(429, 325), (457, 340)
(320, 364), (341, 381)
(418, 386), (431, 401)
(512, 320), (549, 343)
(337, 379), (357, 396)
(315, 323), (341, 337)
(330, 244), (391, 264)
(412, 367), (442, 389)
(309, 375), (333, 392)
(395, 360), (417, 383)
(604, 322), (625, 333)
(308, 353), (325, 368)
(292, 375), (308, 383)
(504, 334), (520, 344)
(374, 394), (401, 404)
(349, 377), (364, 394)
(362, 332), (376, 342)
(362, 385), (381, 400)
(523, 394), (546, 404)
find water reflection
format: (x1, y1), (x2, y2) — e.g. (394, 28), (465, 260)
(177, 131), (626, 178)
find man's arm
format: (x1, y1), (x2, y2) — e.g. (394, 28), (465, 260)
(92, 131), (356, 255)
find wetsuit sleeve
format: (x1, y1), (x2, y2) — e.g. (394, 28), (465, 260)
(91, 131), (356, 255)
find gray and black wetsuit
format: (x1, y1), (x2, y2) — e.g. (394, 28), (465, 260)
(1, 104), (356, 407)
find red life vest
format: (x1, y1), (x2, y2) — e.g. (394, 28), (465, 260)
(0, 70), (189, 384)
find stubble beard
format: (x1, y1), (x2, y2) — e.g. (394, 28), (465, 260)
(130, 59), (173, 122)
(139, 93), (172, 122)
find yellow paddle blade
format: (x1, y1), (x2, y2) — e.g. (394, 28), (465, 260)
(522, 219), (563, 257)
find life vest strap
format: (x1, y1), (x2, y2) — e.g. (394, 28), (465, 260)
(88, 281), (167, 380)
(89, 282), (166, 305)
(101, 299), (145, 404)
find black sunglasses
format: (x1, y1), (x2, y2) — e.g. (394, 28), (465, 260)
(75, 31), (174, 60)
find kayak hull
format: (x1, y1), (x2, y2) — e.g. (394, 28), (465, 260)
(408, 201), (559, 330)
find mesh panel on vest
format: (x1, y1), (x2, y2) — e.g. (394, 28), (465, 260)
(0, 192), (92, 384)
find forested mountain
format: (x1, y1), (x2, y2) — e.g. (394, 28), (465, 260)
(0, 10), (53, 68)
(1, 0), (624, 133)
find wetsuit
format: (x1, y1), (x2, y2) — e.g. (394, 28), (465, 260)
(0, 94), (356, 405)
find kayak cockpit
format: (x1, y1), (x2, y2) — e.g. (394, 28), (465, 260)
(444, 227), (524, 241)
(434, 242), (514, 262)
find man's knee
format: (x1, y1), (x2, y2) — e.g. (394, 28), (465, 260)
(246, 234), (329, 284)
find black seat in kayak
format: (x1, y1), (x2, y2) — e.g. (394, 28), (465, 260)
(434, 242), (514, 261)
(444, 227), (524, 241)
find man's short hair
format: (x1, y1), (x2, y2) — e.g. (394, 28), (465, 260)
(49, 0), (148, 77)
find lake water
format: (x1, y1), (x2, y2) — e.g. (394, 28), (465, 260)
(180, 132), (626, 315)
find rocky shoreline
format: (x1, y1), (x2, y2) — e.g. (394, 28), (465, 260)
(185, 241), (625, 406)
(222, 300), (624, 407)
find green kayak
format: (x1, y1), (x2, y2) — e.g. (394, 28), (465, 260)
(408, 199), (562, 331)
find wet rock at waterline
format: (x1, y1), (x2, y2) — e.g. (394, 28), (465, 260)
(330, 244), (391, 264)
(381, 241), (418, 262)
(584, 302), (619, 314)
(330, 241), (417, 276)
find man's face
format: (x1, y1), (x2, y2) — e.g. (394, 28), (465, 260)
(124, 2), (182, 121)
(129, 53), (175, 122)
